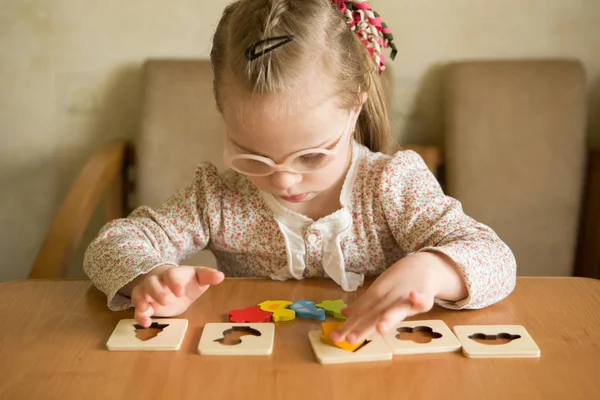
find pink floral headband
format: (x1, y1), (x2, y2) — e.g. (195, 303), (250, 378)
(331, 0), (397, 74)
(244, 0), (397, 75)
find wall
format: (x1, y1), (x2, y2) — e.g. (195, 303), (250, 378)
(372, 0), (600, 147)
(1, 0), (599, 281)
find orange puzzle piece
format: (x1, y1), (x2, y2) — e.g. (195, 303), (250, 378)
(319, 322), (366, 352)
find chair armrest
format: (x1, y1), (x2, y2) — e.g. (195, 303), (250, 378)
(29, 142), (129, 279)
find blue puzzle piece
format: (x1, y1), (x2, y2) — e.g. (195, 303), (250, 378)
(290, 300), (326, 321)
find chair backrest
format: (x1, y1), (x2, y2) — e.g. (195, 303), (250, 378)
(136, 60), (224, 268)
(137, 60), (227, 204)
(444, 60), (587, 276)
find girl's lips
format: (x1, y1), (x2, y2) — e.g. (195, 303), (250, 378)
(279, 193), (310, 202)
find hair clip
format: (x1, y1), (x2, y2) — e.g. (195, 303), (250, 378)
(245, 35), (296, 61)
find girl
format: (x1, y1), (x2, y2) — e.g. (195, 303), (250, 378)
(84, 0), (516, 345)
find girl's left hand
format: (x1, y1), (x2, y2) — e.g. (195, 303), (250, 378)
(330, 252), (465, 345)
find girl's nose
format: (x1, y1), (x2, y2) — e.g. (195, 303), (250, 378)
(269, 171), (301, 190)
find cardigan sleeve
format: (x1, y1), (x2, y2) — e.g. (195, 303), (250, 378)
(83, 162), (222, 310)
(376, 150), (517, 310)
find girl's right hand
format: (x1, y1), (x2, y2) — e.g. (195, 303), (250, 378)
(131, 265), (225, 327)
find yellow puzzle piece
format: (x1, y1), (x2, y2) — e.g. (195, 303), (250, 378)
(258, 300), (296, 321)
(319, 322), (365, 352)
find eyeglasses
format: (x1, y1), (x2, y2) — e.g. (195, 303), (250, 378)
(223, 110), (355, 177)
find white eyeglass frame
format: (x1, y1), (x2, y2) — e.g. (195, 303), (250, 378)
(223, 109), (356, 177)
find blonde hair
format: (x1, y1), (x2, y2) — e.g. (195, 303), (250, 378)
(210, 0), (394, 154)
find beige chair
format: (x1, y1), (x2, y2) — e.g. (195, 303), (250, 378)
(32, 58), (596, 280)
(29, 59), (443, 279)
(443, 60), (588, 277)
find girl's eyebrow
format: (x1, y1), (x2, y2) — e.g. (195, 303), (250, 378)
(228, 138), (267, 156)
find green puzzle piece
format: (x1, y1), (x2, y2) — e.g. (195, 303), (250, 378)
(315, 299), (347, 320)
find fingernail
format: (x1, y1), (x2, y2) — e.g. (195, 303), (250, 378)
(347, 334), (357, 344)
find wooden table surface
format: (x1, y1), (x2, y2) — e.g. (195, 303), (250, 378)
(1, 277), (599, 400)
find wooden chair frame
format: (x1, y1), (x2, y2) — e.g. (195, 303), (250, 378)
(575, 148), (600, 279)
(29, 142), (130, 279)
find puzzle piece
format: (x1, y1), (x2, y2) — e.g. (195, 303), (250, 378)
(382, 320), (461, 355)
(290, 300), (326, 320)
(214, 326), (262, 345)
(106, 319), (188, 351)
(320, 322), (365, 352)
(452, 325), (540, 358)
(308, 329), (392, 364)
(315, 299), (347, 319)
(229, 306), (272, 323)
(258, 300), (295, 321)
(198, 323), (275, 355)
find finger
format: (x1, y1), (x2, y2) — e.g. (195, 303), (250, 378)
(330, 307), (377, 343)
(132, 285), (155, 328)
(343, 298), (396, 344)
(131, 285), (149, 312)
(143, 275), (173, 306)
(376, 292), (433, 333)
(162, 268), (185, 297)
(347, 326), (378, 345)
(332, 286), (392, 339)
(134, 303), (155, 328)
(195, 267), (225, 287)
(375, 304), (411, 334)
(335, 286), (421, 344)
(341, 304), (355, 317)
(408, 291), (432, 314)
(331, 292), (395, 344)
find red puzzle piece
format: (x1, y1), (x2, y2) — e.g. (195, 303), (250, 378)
(229, 306), (272, 323)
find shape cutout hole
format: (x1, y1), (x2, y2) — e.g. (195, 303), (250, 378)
(214, 326), (262, 346)
(353, 339), (372, 352)
(396, 326), (442, 344)
(468, 333), (521, 345)
(133, 322), (169, 341)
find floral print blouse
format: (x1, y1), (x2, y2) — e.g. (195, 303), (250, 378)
(84, 140), (517, 311)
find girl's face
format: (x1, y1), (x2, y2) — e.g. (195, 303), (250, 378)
(221, 86), (360, 206)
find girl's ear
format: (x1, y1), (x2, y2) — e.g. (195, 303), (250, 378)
(354, 92), (369, 115)
(358, 91), (368, 105)
(354, 91), (368, 114)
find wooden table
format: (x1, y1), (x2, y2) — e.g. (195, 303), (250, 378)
(1, 277), (599, 400)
